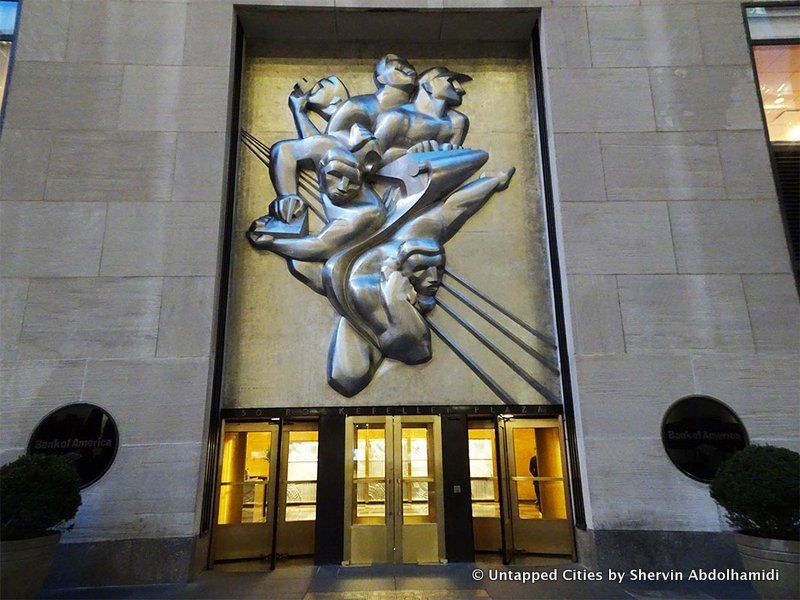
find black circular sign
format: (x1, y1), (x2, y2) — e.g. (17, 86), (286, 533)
(27, 403), (119, 489)
(662, 396), (748, 483)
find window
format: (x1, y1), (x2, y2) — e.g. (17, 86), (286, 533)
(284, 430), (318, 522)
(217, 429), (272, 525)
(745, 4), (800, 285)
(752, 45), (800, 142)
(0, 0), (19, 121)
(468, 427), (500, 519)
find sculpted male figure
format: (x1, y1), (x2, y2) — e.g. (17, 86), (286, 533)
(267, 55), (418, 222)
(325, 239), (443, 397)
(325, 54), (417, 141)
(245, 57), (518, 399)
(248, 148), (387, 293)
(373, 66), (471, 164)
(288, 76), (350, 139)
(325, 167), (515, 396)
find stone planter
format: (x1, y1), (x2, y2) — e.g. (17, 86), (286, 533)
(0, 532), (61, 599)
(735, 533), (799, 599)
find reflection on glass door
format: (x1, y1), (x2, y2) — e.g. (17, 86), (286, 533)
(213, 422), (278, 561)
(354, 422), (387, 524)
(398, 421), (441, 564)
(501, 417), (574, 557)
(347, 420), (389, 564)
(344, 416), (444, 565)
(277, 425), (319, 556)
(401, 426), (435, 522)
(468, 422), (502, 552)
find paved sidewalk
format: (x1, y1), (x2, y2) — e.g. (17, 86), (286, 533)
(42, 562), (759, 600)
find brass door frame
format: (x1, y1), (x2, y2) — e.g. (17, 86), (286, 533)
(343, 415), (446, 565)
(497, 417), (514, 564)
(211, 421), (280, 562)
(498, 416), (576, 560)
(343, 416), (391, 565)
(276, 422), (318, 556)
(396, 415), (446, 565)
(467, 419), (504, 553)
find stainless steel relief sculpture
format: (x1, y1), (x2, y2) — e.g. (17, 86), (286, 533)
(244, 55), (558, 401)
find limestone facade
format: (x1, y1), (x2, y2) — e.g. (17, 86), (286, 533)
(0, 0), (797, 585)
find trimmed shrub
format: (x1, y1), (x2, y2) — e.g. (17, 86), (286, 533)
(710, 444), (799, 540)
(1, 454), (82, 541)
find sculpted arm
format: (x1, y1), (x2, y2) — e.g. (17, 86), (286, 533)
(435, 168), (514, 243)
(325, 101), (370, 137)
(449, 111), (469, 147)
(289, 95), (322, 139)
(378, 267), (431, 363)
(373, 112), (407, 164)
(266, 216), (363, 262)
(269, 136), (338, 197)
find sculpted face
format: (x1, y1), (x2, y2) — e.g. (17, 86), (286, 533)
(428, 75), (466, 106)
(375, 55), (417, 92)
(401, 252), (444, 312)
(321, 158), (362, 204)
(307, 77), (348, 117)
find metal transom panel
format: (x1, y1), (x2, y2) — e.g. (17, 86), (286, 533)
(343, 415), (446, 565)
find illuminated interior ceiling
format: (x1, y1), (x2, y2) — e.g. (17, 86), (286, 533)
(755, 44), (800, 142)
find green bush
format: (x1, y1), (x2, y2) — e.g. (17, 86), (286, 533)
(710, 444), (799, 540)
(0, 454), (82, 541)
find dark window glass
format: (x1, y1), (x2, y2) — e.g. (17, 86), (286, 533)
(0, 0), (18, 119)
(0, 1), (18, 37)
(746, 6), (800, 42)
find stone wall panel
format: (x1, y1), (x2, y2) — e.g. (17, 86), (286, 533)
(0, 202), (105, 277)
(18, 277), (161, 359)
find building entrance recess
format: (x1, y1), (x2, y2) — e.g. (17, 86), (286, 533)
(343, 416), (446, 565)
(469, 417), (575, 562)
(212, 421), (319, 562)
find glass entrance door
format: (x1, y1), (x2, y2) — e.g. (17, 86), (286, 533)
(500, 417), (574, 557)
(212, 421), (319, 563)
(468, 421), (502, 553)
(346, 418), (390, 564)
(276, 424), (319, 556)
(213, 422), (279, 561)
(344, 416), (445, 565)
